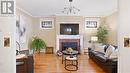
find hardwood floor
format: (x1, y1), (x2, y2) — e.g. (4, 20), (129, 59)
(34, 53), (105, 73)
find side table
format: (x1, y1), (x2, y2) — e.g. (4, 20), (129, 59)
(46, 47), (53, 54)
(84, 48), (88, 54)
(64, 56), (78, 71)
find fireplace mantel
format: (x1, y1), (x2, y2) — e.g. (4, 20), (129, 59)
(56, 35), (83, 53)
(57, 35), (82, 39)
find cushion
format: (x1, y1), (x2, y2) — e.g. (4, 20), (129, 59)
(104, 45), (115, 58)
(94, 44), (105, 54)
(109, 49), (118, 59)
(19, 50), (29, 55)
(16, 62), (24, 65)
(104, 44), (110, 52)
(94, 43), (102, 49)
(95, 51), (105, 56)
(16, 54), (27, 59)
(96, 54), (107, 62)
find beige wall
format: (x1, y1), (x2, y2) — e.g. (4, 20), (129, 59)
(32, 17), (56, 49)
(104, 12), (118, 45)
(16, 8), (33, 50)
(84, 17), (100, 48)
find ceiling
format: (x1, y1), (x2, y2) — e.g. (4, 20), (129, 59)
(16, 0), (118, 17)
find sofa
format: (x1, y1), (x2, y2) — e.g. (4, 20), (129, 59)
(16, 50), (34, 73)
(88, 44), (117, 73)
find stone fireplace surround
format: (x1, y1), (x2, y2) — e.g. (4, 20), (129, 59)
(56, 35), (83, 53)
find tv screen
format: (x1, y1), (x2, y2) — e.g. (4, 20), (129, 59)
(60, 24), (79, 35)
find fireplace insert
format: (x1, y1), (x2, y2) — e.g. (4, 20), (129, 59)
(62, 42), (78, 51)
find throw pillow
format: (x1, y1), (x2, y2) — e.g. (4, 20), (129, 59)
(104, 44), (110, 52)
(94, 43), (102, 49)
(104, 45), (115, 58)
(109, 49), (118, 59)
(94, 44), (105, 54)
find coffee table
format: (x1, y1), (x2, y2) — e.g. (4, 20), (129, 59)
(62, 50), (78, 64)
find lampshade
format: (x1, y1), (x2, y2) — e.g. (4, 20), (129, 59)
(91, 36), (98, 42)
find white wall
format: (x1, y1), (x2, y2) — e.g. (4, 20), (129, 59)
(119, 0), (130, 73)
(0, 17), (16, 73)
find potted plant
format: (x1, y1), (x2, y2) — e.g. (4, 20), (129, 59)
(97, 25), (108, 44)
(31, 37), (46, 53)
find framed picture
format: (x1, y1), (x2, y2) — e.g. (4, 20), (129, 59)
(124, 37), (130, 47)
(40, 19), (54, 29)
(85, 21), (97, 28)
(4, 37), (10, 47)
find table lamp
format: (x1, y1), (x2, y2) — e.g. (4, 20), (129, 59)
(91, 36), (98, 49)
(91, 36), (98, 42)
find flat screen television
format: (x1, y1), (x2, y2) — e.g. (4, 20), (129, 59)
(60, 24), (79, 35)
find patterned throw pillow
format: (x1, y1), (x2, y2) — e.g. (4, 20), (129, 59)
(109, 49), (118, 59)
(104, 45), (115, 58)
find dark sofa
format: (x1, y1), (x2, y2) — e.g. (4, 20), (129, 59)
(88, 47), (117, 73)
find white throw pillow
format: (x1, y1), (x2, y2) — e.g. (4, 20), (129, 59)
(94, 43), (102, 49)
(105, 45), (115, 58)
(94, 44), (105, 54)
(109, 49), (118, 59)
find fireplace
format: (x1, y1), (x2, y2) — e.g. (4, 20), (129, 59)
(60, 39), (80, 53)
(62, 42), (78, 51)
(56, 35), (83, 53)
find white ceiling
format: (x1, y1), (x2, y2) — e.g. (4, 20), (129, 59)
(16, 0), (118, 17)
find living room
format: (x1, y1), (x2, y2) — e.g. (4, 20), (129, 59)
(16, 0), (118, 72)
(16, 10), (118, 73)
(16, 0), (118, 53)
(0, 0), (130, 73)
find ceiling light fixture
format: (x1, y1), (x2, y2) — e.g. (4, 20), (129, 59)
(62, 0), (80, 15)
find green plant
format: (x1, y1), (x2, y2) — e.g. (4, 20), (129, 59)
(97, 25), (108, 43)
(31, 37), (46, 53)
